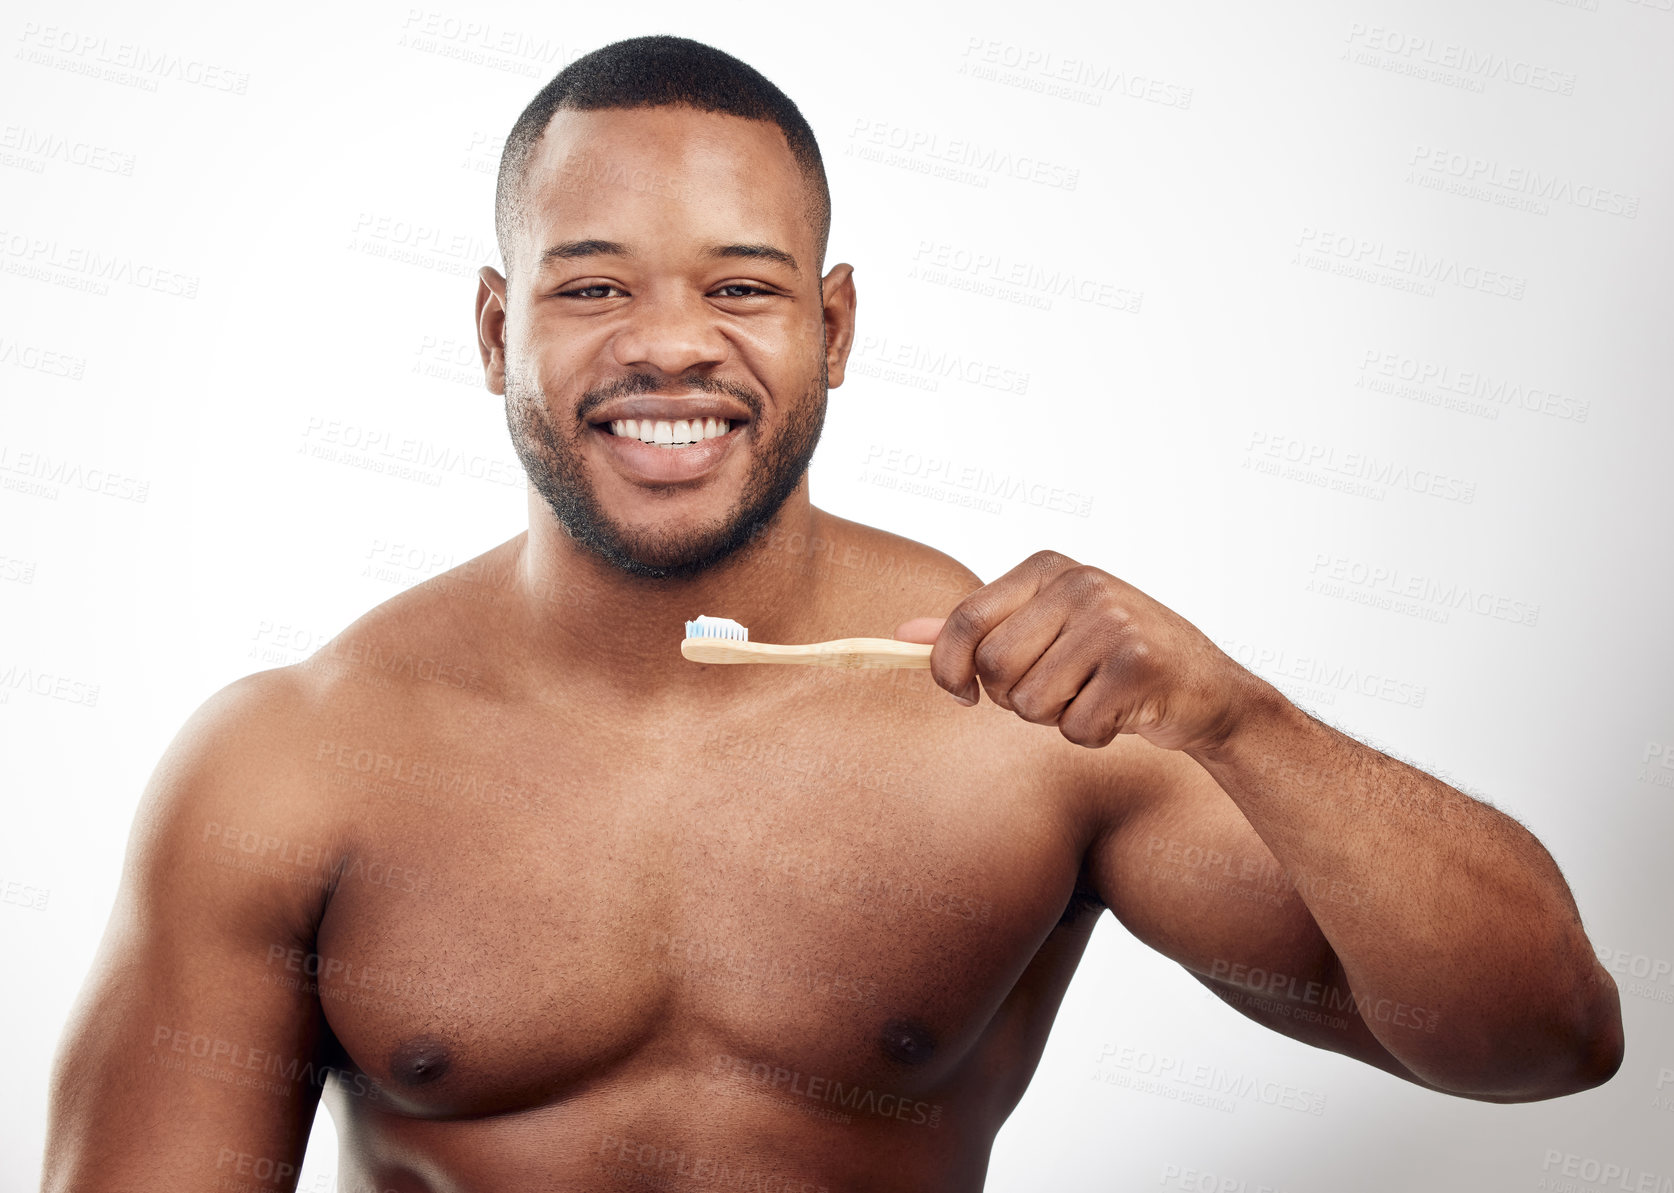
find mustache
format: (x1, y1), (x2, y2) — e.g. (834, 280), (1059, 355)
(574, 372), (765, 423)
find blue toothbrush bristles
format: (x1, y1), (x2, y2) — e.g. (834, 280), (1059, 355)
(684, 615), (749, 641)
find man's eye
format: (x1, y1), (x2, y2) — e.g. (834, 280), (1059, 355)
(559, 285), (626, 299)
(713, 284), (769, 298)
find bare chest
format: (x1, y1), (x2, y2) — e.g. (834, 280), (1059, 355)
(307, 677), (1099, 1119)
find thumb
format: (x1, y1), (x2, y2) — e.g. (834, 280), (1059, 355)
(893, 616), (946, 645)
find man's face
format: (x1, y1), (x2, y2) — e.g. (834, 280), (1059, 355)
(481, 106), (852, 579)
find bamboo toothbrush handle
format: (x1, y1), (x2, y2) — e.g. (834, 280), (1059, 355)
(680, 636), (934, 669)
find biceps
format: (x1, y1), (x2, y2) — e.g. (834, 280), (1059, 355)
(1089, 747), (1452, 1089)
(45, 890), (330, 1193)
(45, 825), (335, 1189)
(1091, 746), (1330, 986)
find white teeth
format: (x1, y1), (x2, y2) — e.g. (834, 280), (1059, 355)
(609, 417), (733, 446)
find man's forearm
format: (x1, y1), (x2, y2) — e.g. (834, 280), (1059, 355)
(1186, 682), (1623, 1097)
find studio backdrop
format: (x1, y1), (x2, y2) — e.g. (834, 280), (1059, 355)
(2, 1), (1671, 1190)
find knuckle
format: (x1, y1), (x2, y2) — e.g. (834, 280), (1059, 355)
(1028, 549), (1074, 574)
(1067, 564), (1110, 593)
(973, 638), (1009, 677)
(1060, 723), (1102, 748)
(1010, 691), (1051, 724)
(940, 608), (975, 642)
(1057, 704), (1101, 747)
(1098, 589), (1131, 617)
(943, 600), (989, 644)
(928, 659), (965, 692)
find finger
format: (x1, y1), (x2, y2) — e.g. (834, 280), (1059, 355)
(931, 551), (1078, 705)
(892, 617), (946, 645)
(1001, 630), (1101, 726)
(968, 598), (1070, 712)
(1054, 660), (1131, 748)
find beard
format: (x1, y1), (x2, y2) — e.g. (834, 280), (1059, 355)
(505, 362), (826, 580)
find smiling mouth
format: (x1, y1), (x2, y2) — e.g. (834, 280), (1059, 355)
(604, 417), (734, 448)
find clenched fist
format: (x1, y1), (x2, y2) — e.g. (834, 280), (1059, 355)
(896, 550), (1275, 753)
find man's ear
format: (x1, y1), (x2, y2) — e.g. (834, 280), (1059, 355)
(820, 262), (857, 389)
(476, 265), (509, 396)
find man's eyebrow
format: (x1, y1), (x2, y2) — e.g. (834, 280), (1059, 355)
(535, 239), (801, 275)
(706, 243), (800, 275)
(538, 239), (629, 266)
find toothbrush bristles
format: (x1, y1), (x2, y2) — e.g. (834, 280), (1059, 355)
(684, 615), (749, 642)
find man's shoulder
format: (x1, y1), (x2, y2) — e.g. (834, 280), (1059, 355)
(126, 663), (341, 892)
(153, 536), (518, 823)
(290, 536), (522, 702)
(789, 512), (984, 622)
(142, 539), (512, 864)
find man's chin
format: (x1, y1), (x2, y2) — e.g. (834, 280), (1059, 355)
(565, 515), (758, 581)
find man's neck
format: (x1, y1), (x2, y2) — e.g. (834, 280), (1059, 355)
(510, 486), (834, 691)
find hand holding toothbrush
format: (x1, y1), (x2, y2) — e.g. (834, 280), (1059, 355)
(679, 549), (1272, 755)
(893, 550), (1275, 754)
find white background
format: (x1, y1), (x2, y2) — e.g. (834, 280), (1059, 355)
(3, 1), (1672, 1190)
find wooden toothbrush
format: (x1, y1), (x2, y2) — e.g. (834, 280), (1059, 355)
(679, 615), (933, 670)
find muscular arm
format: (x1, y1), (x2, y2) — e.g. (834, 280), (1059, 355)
(1091, 695), (1624, 1102)
(43, 670), (344, 1192)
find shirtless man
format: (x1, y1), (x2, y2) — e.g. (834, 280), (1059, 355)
(43, 35), (1622, 1193)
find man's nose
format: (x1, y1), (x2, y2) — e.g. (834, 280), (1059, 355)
(610, 291), (728, 376)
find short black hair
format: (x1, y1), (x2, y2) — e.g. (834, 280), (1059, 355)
(494, 35), (830, 276)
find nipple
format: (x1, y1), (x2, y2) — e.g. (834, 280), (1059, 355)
(387, 1035), (452, 1086)
(879, 1018), (937, 1067)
